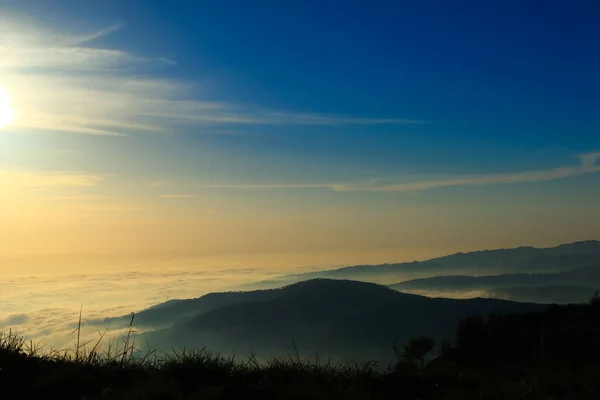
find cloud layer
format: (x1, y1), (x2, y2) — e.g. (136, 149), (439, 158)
(0, 268), (278, 351)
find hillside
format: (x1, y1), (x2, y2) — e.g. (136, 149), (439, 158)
(94, 287), (292, 329)
(134, 279), (544, 364)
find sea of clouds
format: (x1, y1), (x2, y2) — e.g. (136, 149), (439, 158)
(0, 267), (285, 353)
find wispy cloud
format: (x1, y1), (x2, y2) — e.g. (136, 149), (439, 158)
(580, 152), (600, 169)
(190, 152), (600, 193)
(159, 194), (198, 199)
(258, 112), (424, 126)
(68, 24), (124, 46)
(197, 183), (336, 190)
(335, 152), (600, 193)
(1, 21), (421, 137)
(49, 195), (114, 202)
(151, 181), (171, 187)
(0, 168), (104, 189)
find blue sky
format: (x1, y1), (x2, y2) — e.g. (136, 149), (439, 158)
(4, 1), (600, 168)
(1, 1), (599, 270)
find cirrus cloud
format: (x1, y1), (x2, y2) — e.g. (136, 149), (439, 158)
(1, 21), (422, 138)
(0, 168), (104, 189)
(184, 151), (600, 194)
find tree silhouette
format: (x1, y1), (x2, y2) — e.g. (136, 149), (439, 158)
(590, 290), (600, 307)
(394, 336), (435, 369)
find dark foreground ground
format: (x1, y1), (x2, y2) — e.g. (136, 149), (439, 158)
(2, 298), (600, 399)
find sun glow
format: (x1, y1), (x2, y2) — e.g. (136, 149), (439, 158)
(0, 86), (17, 128)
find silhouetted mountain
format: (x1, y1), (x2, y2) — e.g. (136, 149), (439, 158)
(486, 285), (598, 304)
(542, 240), (600, 255)
(239, 241), (600, 289)
(93, 288), (292, 328)
(137, 279), (544, 364)
(390, 264), (600, 292)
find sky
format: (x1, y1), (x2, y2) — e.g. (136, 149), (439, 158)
(1, 0), (600, 277)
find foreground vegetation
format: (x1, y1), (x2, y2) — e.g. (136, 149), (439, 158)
(2, 294), (600, 399)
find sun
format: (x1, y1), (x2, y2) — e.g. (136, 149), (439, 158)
(0, 86), (17, 128)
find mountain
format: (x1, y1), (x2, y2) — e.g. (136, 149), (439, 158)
(486, 285), (598, 304)
(93, 288), (292, 328)
(136, 279), (544, 365)
(238, 241), (600, 289)
(390, 264), (600, 292)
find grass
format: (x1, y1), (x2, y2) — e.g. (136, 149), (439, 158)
(0, 325), (387, 400)
(3, 307), (600, 399)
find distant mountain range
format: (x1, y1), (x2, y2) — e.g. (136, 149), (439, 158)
(96, 279), (545, 364)
(389, 263), (600, 304)
(239, 240), (600, 289)
(391, 264), (600, 291)
(486, 285), (598, 304)
(91, 240), (599, 362)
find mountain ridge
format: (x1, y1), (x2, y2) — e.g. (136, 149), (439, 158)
(391, 263), (600, 291)
(239, 240), (600, 289)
